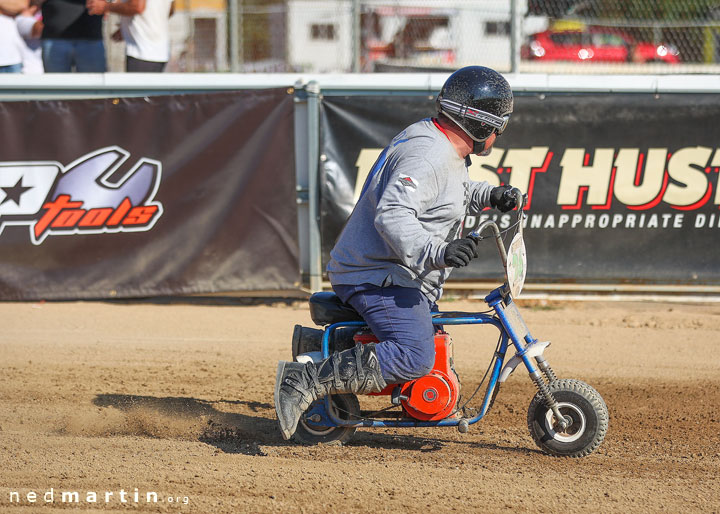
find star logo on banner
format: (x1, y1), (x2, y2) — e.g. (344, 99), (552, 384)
(1, 177), (33, 207)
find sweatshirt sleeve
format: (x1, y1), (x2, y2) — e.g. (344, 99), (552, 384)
(467, 180), (494, 215)
(373, 156), (448, 272)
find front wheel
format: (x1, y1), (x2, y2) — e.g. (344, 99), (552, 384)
(293, 394), (360, 445)
(527, 379), (608, 457)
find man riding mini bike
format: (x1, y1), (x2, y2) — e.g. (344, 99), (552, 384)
(274, 66), (608, 457)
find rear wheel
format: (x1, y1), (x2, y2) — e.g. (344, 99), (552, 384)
(527, 379), (608, 457)
(293, 394), (360, 445)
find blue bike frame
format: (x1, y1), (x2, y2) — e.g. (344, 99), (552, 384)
(308, 285), (542, 429)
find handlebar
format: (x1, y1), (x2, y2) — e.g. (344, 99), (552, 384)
(467, 189), (527, 269)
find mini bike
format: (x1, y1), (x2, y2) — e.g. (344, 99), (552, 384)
(289, 193), (608, 457)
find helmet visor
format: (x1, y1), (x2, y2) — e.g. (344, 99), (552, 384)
(439, 98), (511, 137)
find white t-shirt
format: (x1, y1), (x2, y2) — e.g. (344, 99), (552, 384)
(16, 14), (44, 74)
(0, 14), (25, 67)
(121, 0), (173, 62)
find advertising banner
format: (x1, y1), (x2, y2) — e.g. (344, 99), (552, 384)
(320, 93), (720, 284)
(0, 90), (299, 300)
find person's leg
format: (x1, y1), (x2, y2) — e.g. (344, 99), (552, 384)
(275, 286), (435, 439)
(126, 56), (167, 72)
(41, 39), (74, 73)
(74, 39), (106, 72)
(275, 341), (386, 439)
(0, 63), (23, 73)
(343, 285), (436, 384)
(274, 284), (436, 439)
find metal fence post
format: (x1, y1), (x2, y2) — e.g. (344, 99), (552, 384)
(305, 81), (323, 292)
(510, 0), (522, 73)
(293, 83), (310, 288)
(352, 0), (361, 72)
(229, 0), (241, 72)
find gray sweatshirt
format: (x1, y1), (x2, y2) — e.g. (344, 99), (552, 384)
(327, 118), (494, 302)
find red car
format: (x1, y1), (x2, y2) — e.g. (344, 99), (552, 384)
(521, 28), (680, 64)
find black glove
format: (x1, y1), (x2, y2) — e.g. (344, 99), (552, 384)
(443, 237), (478, 268)
(490, 186), (521, 212)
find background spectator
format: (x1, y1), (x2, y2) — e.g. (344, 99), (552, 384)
(16, 0), (44, 74)
(41, 0), (105, 72)
(86, 0), (174, 72)
(0, 0), (28, 73)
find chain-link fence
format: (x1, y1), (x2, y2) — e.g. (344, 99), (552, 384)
(103, 0), (720, 73)
(522, 0), (720, 73)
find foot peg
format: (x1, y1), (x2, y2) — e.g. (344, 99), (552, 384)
(391, 386), (408, 406)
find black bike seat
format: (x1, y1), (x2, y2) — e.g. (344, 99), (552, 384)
(309, 292), (363, 326)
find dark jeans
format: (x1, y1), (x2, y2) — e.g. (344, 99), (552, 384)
(333, 284), (437, 384)
(42, 39), (106, 72)
(126, 56), (166, 72)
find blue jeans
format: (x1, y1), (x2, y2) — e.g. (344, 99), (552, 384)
(333, 284), (437, 384)
(42, 39), (106, 73)
(0, 63), (22, 73)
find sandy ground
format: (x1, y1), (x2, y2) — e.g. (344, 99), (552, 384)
(0, 297), (719, 513)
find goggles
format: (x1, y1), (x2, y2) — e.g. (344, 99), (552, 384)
(439, 98), (511, 138)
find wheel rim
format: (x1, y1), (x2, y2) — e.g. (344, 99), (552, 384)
(299, 398), (346, 436)
(299, 416), (335, 436)
(544, 402), (586, 443)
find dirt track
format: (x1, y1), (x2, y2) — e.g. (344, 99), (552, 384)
(1, 298), (719, 513)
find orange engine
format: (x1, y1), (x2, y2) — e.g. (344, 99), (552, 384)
(353, 331), (461, 421)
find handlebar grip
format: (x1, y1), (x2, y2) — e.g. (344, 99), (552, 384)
(507, 189), (526, 211)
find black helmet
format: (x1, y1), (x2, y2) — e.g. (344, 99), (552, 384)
(436, 66), (513, 146)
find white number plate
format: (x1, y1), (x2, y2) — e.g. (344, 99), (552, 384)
(506, 233), (527, 298)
